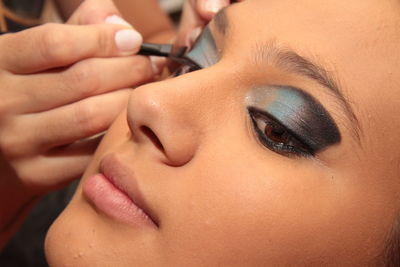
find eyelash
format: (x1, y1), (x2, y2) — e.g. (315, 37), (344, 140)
(172, 64), (199, 77)
(248, 108), (314, 157)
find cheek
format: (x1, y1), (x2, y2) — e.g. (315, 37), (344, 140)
(162, 136), (390, 265)
(157, 125), (320, 264)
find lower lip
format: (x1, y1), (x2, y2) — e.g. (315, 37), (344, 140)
(82, 173), (154, 227)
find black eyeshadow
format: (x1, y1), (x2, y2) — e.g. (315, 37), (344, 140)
(248, 85), (341, 152)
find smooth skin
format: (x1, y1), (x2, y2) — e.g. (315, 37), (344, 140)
(46, 0), (400, 266)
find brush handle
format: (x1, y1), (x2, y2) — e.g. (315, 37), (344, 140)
(138, 43), (173, 57)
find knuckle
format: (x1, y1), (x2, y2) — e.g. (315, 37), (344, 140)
(13, 162), (34, 186)
(0, 129), (26, 160)
(0, 119), (38, 160)
(97, 26), (113, 55)
(73, 101), (107, 137)
(132, 57), (149, 72)
(0, 72), (19, 116)
(131, 57), (153, 82)
(64, 61), (98, 97)
(0, 103), (10, 117)
(12, 159), (44, 189)
(39, 24), (72, 63)
(82, 9), (104, 25)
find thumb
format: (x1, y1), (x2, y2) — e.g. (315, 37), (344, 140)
(67, 0), (122, 25)
(175, 0), (205, 48)
(196, 0), (230, 21)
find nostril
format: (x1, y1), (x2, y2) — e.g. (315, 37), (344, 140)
(140, 126), (164, 152)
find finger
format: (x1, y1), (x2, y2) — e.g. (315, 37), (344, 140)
(196, 0), (230, 21)
(0, 23), (142, 74)
(175, 0), (205, 48)
(12, 56), (153, 113)
(1, 89), (131, 158)
(68, 0), (121, 25)
(12, 137), (101, 193)
(36, 89), (132, 150)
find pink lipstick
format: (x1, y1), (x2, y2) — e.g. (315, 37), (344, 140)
(82, 154), (157, 228)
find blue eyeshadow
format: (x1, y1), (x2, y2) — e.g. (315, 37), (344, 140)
(186, 27), (220, 69)
(248, 86), (341, 152)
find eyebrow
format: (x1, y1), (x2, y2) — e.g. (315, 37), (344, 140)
(213, 8), (361, 143)
(214, 8), (230, 36)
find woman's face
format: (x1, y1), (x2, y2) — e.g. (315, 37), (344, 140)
(46, 0), (400, 266)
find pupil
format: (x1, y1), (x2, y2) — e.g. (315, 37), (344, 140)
(265, 124), (287, 143)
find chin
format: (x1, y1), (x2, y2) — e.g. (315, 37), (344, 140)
(44, 191), (161, 267)
(45, 203), (98, 266)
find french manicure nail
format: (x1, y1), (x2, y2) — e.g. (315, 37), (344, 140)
(104, 15), (131, 27)
(204, 0), (225, 14)
(115, 29), (143, 52)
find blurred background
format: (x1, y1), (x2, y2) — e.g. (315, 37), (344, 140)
(0, 0), (184, 33)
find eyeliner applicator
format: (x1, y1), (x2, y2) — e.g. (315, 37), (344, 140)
(138, 43), (201, 69)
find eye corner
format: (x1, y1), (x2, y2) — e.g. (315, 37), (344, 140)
(247, 106), (315, 158)
(171, 64), (201, 77)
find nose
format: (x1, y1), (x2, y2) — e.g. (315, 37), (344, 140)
(127, 79), (201, 166)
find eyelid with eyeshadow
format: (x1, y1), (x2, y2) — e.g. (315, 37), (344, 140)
(185, 26), (221, 69)
(138, 27), (341, 157)
(247, 86), (341, 154)
(248, 107), (314, 157)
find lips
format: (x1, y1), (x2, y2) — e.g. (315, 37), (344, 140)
(82, 153), (158, 228)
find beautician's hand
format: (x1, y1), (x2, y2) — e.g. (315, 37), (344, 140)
(0, 0), (155, 199)
(175, 0), (244, 47)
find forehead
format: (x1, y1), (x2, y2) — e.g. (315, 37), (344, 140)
(229, 0), (400, 66)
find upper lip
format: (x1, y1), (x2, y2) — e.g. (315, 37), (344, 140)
(99, 153), (159, 227)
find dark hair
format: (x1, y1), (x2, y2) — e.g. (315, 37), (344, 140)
(379, 215), (400, 267)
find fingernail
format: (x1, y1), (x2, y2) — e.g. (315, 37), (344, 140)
(204, 0), (226, 14)
(104, 15), (131, 27)
(150, 56), (166, 75)
(115, 29), (143, 52)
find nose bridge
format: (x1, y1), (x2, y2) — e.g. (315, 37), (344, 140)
(127, 77), (210, 166)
